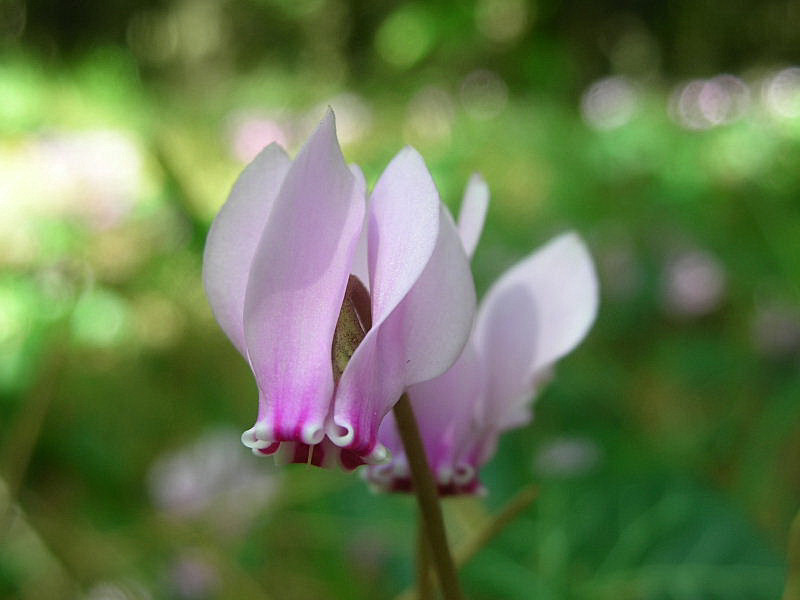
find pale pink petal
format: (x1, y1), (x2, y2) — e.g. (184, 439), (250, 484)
(366, 147), (440, 321)
(457, 173), (489, 258)
(243, 110), (365, 445)
(330, 149), (476, 458)
(348, 164), (371, 289)
(474, 232), (598, 429)
(368, 341), (486, 494)
(202, 144), (290, 356)
(388, 205), (477, 384)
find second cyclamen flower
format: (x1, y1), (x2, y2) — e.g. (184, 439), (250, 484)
(203, 109), (476, 468)
(367, 178), (599, 494)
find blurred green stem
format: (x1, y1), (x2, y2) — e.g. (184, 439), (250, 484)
(417, 516), (436, 600)
(783, 507), (800, 600)
(395, 484), (538, 600)
(0, 344), (64, 542)
(151, 136), (210, 249)
(454, 484), (538, 567)
(393, 394), (463, 600)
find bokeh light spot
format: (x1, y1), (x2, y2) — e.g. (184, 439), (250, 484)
(662, 250), (726, 317)
(763, 66), (800, 119)
(670, 75), (750, 130)
(226, 111), (290, 163)
(460, 69), (508, 119)
(376, 5), (435, 68)
(475, 0), (530, 43)
(581, 76), (638, 130)
(71, 288), (129, 347)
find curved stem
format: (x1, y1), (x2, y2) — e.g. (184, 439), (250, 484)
(783, 507), (800, 600)
(393, 394), (463, 600)
(1, 342), (65, 542)
(455, 484), (538, 567)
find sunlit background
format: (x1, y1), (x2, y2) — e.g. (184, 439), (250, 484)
(2, 0), (800, 598)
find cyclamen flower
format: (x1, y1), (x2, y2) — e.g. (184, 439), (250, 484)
(366, 177), (599, 494)
(203, 110), (476, 469)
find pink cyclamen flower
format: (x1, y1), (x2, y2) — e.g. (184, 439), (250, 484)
(203, 109), (476, 469)
(366, 176), (599, 494)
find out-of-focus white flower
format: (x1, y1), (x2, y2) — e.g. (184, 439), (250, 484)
(34, 130), (144, 229)
(148, 428), (280, 534)
(752, 302), (800, 358)
(762, 67), (800, 119)
(669, 76), (751, 130)
(0, 129), (143, 247)
(581, 76), (638, 131)
(662, 249), (726, 317)
(227, 111), (290, 163)
(168, 553), (220, 600)
(533, 436), (603, 478)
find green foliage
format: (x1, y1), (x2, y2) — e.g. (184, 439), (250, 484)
(1, 1), (798, 598)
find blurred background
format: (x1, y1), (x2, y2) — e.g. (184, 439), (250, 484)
(1, 0), (800, 598)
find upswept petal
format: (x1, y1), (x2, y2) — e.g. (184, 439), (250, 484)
(243, 110), (365, 445)
(474, 232), (598, 429)
(457, 173), (489, 258)
(348, 164), (371, 289)
(202, 144), (291, 356)
(366, 147), (440, 320)
(387, 205), (477, 385)
(330, 149), (477, 458)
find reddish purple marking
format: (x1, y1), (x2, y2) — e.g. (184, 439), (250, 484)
(258, 442), (281, 455)
(340, 449), (366, 471)
(310, 444), (326, 467)
(386, 476), (482, 496)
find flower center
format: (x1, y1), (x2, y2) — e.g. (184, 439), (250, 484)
(331, 275), (371, 382)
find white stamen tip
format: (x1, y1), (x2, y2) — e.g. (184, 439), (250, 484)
(241, 427), (274, 450)
(254, 421), (273, 441)
(241, 427), (257, 446)
(301, 424), (324, 445)
(436, 467), (454, 485)
(327, 420), (355, 447)
(366, 443), (390, 465)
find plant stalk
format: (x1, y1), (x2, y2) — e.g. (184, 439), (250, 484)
(416, 516), (436, 600)
(393, 484), (538, 600)
(393, 394), (462, 600)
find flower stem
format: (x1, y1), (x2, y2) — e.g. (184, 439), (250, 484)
(416, 516), (435, 600)
(783, 506), (800, 600)
(393, 485), (539, 600)
(393, 394), (463, 600)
